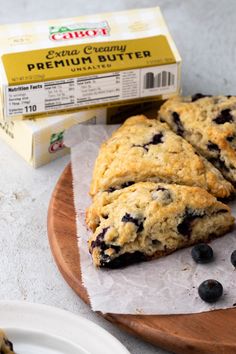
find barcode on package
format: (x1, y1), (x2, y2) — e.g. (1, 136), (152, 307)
(140, 64), (177, 97)
(144, 71), (175, 89)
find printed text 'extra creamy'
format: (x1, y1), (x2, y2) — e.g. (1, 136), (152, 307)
(27, 45), (151, 72)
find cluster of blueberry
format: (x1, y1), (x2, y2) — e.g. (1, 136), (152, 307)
(191, 243), (236, 303)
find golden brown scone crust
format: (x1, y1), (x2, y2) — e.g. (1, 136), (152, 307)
(90, 115), (233, 198)
(87, 182), (234, 268)
(159, 95), (236, 184)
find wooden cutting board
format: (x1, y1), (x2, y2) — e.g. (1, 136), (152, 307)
(47, 164), (236, 354)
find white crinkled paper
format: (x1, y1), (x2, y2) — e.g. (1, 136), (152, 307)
(65, 124), (236, 315)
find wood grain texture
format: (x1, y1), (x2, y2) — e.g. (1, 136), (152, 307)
(48, 164), (236, 354)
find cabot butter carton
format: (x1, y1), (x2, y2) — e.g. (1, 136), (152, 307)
(0, 108), (106, 167)
(0, 7), (181, 121)
(0, 100), (160, 167)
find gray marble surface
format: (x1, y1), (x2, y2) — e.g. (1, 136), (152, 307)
(0, 1), (235, 353)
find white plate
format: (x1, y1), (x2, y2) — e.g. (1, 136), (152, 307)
(0, 301), (130, 354)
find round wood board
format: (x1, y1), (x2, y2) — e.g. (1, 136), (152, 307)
(48, 164), (236, 354)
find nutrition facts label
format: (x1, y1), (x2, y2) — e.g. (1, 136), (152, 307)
(5, 64), (177, 117)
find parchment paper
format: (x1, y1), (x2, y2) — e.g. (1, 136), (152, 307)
(64, 124), (236, 315)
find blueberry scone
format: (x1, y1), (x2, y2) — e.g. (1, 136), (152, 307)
(159, 94), (236, 185)
(87, 182), (234, 268)
(90, 115), (233, 198)
(0, 330), (15, 354)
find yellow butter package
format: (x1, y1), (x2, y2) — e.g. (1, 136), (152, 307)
(0, 7), (181, 121)
(0, 100), (161, 168)
(0, 108), (106, 167)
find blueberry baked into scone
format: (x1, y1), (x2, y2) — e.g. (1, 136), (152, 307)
(87, 182), (234, 268)
(159, 94), (236, 185)
(0, 330), (15, 354)
(90, 115), (233, 198)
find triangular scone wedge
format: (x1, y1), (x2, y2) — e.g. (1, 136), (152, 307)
(90, 115), (233, 198)
(159, 94), (236, 185)
(87, 182), (234, 268)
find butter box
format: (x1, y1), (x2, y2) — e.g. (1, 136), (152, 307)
(0, 100), (162, 167)
(0, 108), (106, 167)
(0, 7), (181, 121)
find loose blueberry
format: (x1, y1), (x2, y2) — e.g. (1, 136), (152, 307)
(230, 250), (236, 267)
(191, 243), (214, 264)
(198, 279), (223, 303)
